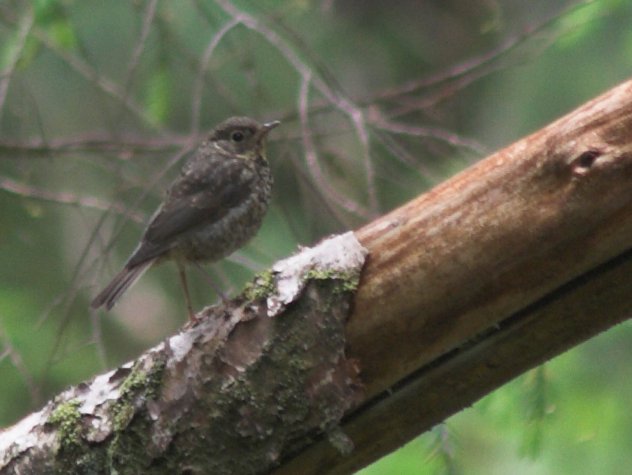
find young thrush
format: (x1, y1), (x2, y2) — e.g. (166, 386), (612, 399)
(91, 116), (279, 320)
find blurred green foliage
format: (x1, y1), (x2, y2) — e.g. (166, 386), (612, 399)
(0, 0), (630, 473)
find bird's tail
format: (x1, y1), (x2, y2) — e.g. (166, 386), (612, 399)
(91, 261), (152, 311)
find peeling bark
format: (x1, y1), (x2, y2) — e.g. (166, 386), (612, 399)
(0, 234), (367, 475)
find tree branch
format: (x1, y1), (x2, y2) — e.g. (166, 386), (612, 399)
(1, 79), (631, 474)
(280, 77), (632, 473)
(0, 234), (367, 474)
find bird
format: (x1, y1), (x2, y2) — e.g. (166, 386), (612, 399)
(91, 116), (280, 320)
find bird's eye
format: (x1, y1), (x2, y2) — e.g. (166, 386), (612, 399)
(231, 131), (244, 142)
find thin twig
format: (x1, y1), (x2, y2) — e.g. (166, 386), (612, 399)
(372, 117), (487, 156)
(375, 0), (596, 102)
(120, 0), (159, 116)
(0, 3), (34, 117)
(215, 0), (380, 215)
(298, 74), (371, 219)
(29, 26), (166, 134)
(0, 175), (145, 222)
(0, 133), (187, 157)
(0, 323), (41, 407)
(190, 17), (241, 135)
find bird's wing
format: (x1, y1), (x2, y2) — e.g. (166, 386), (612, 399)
(126, 159), (254, 267)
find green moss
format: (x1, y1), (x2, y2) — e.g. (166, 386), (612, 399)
(107, 413), (154, 471)
(242, 265), (361, 304)
(107, 356), (167, 471)
(49, 400), (109, 472)
(112, 357), (166, 431)
(243, 269), (275, 300)
(113, 371), (145, 431)
(305, 268), (361, 294)
(126, 357), (166, 398)
(49, 399), (82, 451)
(145, 357), (167, 399)
(113, 402), (135, 432)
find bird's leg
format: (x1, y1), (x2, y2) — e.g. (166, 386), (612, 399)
(192, 262), (228, 302)
(176, 261), (196, 322)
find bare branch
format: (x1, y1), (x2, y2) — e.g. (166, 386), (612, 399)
(190, 17), (241, 135)
(119, 0), (159, 113)
(29, 26), (164, 133)
(298, 74), (372, 220)
(371, 116), (487, 155)
(0, 324), (40, 407)
(374, 0), (596, 108)
(215, 0), (379, 214)
(0, 175), (145, 221)
(0, 3), (33, 118)
(0, 133), (186, 157)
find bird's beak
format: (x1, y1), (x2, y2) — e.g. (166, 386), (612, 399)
(261, 120), (281, 136)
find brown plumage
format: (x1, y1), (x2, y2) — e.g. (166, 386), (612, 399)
(91, 116), (279, 319)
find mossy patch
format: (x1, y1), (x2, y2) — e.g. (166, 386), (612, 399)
(107, 356), (167, 471)
(305, 268), (361, 294)
(243, 269), (275, 301)
(243, 267), (361, 303)
(49, 399), (82, 452)
(113, 356), (166, 431)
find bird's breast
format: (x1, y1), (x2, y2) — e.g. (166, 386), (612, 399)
(177, 159), (272, 263)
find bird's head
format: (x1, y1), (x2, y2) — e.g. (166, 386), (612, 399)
(209, 116), (280, 159)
